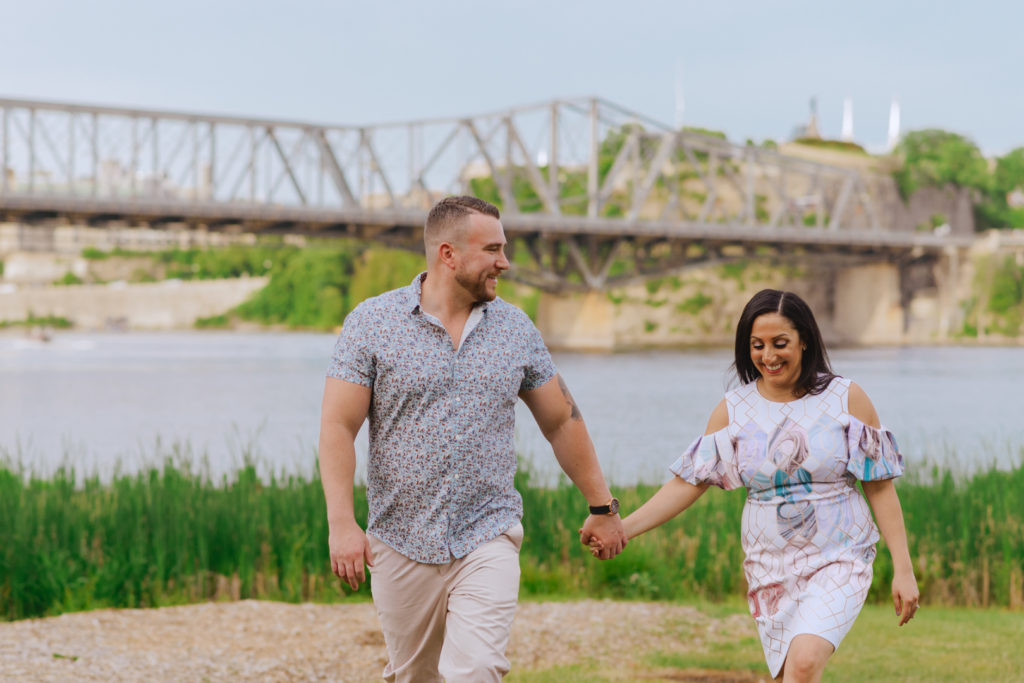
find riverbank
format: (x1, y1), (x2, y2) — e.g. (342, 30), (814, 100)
(4, 236), (1024, 348)
(3, 599), (1021, 682)
(3, 456), (1022, 621)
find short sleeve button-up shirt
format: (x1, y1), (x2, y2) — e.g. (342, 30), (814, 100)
(327, 273), (557, 564)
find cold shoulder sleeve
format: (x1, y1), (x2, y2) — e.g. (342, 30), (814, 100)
(669, 428), (743, 490)
(845, 416), (904, 481)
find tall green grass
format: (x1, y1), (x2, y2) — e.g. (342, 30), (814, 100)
(1, 451), (1022, 621)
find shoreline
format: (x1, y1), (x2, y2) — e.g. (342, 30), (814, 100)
(2, 324), (1022, 349)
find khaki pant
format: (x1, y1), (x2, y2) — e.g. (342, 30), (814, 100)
(368, 524), (524, 683)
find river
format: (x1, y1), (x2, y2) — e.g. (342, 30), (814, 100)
(1, 332), (1020, 485)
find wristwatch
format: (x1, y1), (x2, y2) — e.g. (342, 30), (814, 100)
(589, 497), (620, 516)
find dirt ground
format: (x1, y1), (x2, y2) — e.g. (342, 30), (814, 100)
(0, 600), (771, 682)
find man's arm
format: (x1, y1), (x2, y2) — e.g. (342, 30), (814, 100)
(520, 374), (627, 559)
(318, 376), (373, 589)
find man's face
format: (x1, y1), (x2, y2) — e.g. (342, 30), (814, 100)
(452, 213), (510, 303)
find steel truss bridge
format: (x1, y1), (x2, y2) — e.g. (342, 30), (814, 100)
(0, 96), (971, 291)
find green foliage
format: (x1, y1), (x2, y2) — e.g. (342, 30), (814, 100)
(978, 147), (1024, 229)
(81, 246), (149, 260)
(81, 246), (109, 260)
(235, 245), (359, 329)
(793, 138), (868, 154)
(53, 271), (84, 286)
(642, 275), (683, 296)
(719, 260), (748, 282)
(157, 245), (283, 281)
(0, 313), (73, 329)
(469, 176), (504, 211)
(683, 126), (727, 140)
(676, 292), (713, 315)
(347, 248), (425, 306)
(993, 147), (1024, 196)
(962, 256), (1024, 337)
(0, 454), (359, 620)
(193, 314), (230, 329)
(987, 257), (1024, 314)
(2, 451), (1023, 620)
(892, 129), (988, 200)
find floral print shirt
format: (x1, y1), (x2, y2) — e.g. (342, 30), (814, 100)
(327, 273), (557, 564)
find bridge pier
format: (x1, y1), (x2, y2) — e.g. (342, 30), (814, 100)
(535, 290), (615, 351)
(832, 263), (904, 345)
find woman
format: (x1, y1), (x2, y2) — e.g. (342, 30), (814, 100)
(595, 289), (919, 682)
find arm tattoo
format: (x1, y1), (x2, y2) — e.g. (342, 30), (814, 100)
(556, 375), (583, 421)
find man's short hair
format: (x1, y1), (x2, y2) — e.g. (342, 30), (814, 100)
(424, 196), (500, 258)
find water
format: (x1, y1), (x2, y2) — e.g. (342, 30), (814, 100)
(2, 332), (1021, 484)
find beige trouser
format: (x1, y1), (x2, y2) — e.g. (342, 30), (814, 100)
(368, 523), (524, 683)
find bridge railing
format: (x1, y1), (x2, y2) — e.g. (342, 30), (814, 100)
(1, 96), (883, 233)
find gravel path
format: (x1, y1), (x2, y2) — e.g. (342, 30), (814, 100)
(0, 600), (769, 682)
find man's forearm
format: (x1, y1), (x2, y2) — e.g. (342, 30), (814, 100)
(318, 422), (359, 526)
(548, 419), (613, 505)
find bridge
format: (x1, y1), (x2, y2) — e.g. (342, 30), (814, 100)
(0, 95), (973, 292)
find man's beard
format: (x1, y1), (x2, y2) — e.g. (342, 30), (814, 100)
(455, 269), (497, 303)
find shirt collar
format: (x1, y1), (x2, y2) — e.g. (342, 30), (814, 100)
(407, 271), (491, 315)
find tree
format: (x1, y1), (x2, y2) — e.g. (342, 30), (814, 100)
(985, 147), (1024, 229)
(892, 129), (989, 199)
(993, 147), (1024, 196)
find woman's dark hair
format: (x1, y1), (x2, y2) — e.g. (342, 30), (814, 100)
(732, 289), (836, 396)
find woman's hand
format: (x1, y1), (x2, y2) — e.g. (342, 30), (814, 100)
(892, 570), (920, 626)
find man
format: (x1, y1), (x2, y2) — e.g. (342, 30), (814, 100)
(319, 195), (626, 682)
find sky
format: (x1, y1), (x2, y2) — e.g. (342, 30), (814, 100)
(1, 0), (1021, 156)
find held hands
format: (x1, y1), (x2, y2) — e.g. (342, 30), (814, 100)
(892, 569), (921, 626)
(328, 520), (374, 590)
(578, 514), (628, 560)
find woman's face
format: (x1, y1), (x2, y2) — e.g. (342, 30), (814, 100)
(750, 313), (804, 398)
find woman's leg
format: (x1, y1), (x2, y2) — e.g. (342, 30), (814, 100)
(776, 634), (834, 683)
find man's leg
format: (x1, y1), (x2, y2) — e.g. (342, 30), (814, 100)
(438, 524), (524, 683)
(367, 536), (447, 683)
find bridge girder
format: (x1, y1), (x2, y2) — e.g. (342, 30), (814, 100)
(0, 95), (969, 289)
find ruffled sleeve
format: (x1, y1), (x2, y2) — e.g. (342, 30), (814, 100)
(845, 416), (904, 481)
(669, 429), (743, 490)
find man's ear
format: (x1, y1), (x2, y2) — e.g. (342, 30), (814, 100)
(438, 242), (457, 270)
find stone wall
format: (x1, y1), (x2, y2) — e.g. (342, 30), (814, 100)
(0, 278), (268, 330)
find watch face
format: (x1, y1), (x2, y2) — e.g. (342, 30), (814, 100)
(609, 498), (620, 514)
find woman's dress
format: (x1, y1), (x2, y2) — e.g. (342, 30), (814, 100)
(670, 377), (903, 677)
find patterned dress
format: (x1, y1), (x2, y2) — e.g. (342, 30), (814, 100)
(670, 377), (903, 677)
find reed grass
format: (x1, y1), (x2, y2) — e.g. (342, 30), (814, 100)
(1, 449), (1022, 620)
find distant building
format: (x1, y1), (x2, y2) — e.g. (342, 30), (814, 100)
(791, 97), (821, 140)
(886, 98), (901, 152)
(841, 98), (854, 142)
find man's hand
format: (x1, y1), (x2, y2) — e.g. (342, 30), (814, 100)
(329, 520), (374, 590)
(579, 514), (627, 560)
